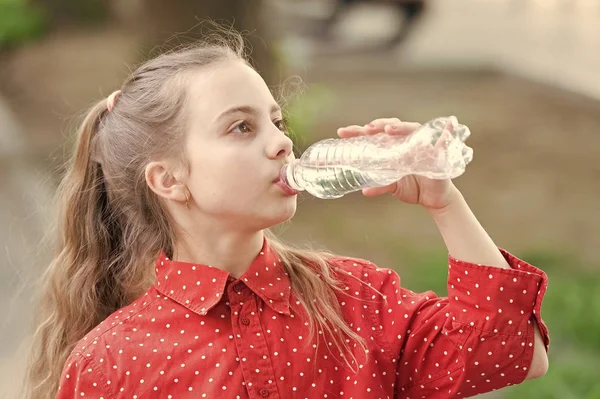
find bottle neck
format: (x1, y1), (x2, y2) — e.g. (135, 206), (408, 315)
(282, 160), (303, 191)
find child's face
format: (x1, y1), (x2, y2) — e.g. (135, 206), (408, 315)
(182, 60), (297, 231)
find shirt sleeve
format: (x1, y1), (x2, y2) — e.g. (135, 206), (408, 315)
(368, 249), (549, 398)
(56, 352), (114, 399)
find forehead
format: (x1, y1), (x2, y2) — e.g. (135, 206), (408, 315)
(186, 60), (276, 117)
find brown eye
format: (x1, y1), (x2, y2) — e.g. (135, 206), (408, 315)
(274, 119), (287, 132)
(232, 121), (250, 134)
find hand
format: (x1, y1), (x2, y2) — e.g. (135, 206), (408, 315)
(337, 117), (461, 210)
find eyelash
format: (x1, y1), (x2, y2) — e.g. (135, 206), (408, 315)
(231, 118), (288, 135)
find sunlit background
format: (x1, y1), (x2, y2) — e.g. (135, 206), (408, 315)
(1, 0), (599, 398)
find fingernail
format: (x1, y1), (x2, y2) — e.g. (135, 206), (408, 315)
(390, 125), (398, 130)
(368, 123), (375, 127)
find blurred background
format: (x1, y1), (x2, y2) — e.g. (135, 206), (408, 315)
(1, 0), (599, 398)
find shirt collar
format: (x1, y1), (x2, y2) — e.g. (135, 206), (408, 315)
(153, 238), (291, 316)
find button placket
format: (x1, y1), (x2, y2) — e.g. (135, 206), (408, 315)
(231, 294), (280, 399)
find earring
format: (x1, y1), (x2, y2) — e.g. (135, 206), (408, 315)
(184, 189), (191, 210)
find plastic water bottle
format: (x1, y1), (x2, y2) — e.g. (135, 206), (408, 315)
(280, 116), (473, 199)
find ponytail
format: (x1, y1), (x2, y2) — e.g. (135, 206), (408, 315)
(26, 100), (137, 399)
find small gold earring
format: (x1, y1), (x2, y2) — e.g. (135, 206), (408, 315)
(184, 189), (191, 210)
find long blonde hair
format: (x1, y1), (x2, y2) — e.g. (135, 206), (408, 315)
(26, 28), (378, 399)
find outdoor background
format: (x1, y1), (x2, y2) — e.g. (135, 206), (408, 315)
(1, 0), (599, 398)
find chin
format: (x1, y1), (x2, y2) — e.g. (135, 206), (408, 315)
(261, 201), (297, 229)
(274, 204), (297, 224)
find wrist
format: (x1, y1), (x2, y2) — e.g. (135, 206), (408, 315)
(425, 186), (466, 220)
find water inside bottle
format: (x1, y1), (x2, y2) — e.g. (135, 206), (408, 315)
(296, 165), (402, 199)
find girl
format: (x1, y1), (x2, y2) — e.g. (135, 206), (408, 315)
(27, 31), (549, 399)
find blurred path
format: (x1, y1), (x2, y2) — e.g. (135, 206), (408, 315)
(274, 0), (600, 266)
(275, 0), (600, 100)
(0, 96), (52, 398)
(402, 0), (600, 101)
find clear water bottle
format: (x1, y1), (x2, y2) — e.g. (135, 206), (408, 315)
(280, 116), (473, 199)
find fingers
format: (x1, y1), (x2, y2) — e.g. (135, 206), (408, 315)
(362, 183), (396, 197)
(384, 122), (421, 136)
(338, 118), (401, 137)
(364, 117), (402, 132)
(337, 125), (367, 138)
(338, 118), (421, 138)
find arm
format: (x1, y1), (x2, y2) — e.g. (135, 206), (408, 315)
(427, 186), (549, 379)
(336, 116), (551, 391)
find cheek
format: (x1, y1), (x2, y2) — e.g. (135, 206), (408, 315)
(188, 153), (260, 199)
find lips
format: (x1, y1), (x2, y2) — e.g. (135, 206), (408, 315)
(273, 164), (288, 184)
(272, 166), (298, 195)
(276, 179), (299, 196)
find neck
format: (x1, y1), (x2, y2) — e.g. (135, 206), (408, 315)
(172, 228), (265, 279)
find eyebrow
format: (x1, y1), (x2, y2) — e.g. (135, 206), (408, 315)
(214, 104), (282, 123)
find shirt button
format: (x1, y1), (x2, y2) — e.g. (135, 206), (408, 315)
(259, 388), (270, 397)
(241, 316), (250, 325)
(233, 283), (244, 294)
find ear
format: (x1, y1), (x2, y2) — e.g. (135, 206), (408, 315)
(145, 161), (187, 203)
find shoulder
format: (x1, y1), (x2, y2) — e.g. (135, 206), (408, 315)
(69, 288), (161, 357)
(326, 256), (429, 305)
(59, 290), (161, 397)
(326, 255), (401, 291)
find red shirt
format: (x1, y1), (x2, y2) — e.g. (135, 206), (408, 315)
(57, 239), (549, 398)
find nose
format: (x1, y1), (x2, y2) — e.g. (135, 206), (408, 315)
(266, 131), (294, 160)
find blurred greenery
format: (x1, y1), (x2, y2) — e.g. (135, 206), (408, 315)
(283, 83), (335, 151)
(505, 348), (600, 399)
(0, 0), (46, 49)
(30, 0), (108, 24)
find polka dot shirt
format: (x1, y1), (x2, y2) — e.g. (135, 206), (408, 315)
(57, 239), (549, 398)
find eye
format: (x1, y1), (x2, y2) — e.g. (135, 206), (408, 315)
(231, 121), (250, 134)
(274, 118), (287, 133)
